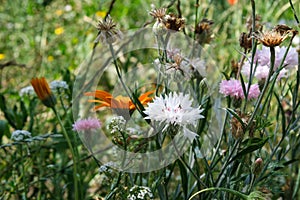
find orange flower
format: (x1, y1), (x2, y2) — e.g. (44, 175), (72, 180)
(84, 90), (154, 112)
(31, 77), (56, 108)
(227, 0), (238, 5)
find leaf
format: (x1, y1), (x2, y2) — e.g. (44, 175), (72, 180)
(225, 108), (246, 130)
(0, 120), (9, 144)
(178, 159), (188, 199)
(232, 137), (269, 161)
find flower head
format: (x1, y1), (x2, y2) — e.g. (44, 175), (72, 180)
(11, 130), (32, 142)
(31, 77), (56, 108)
(253, 25), (293, 47)
(72, 118), (102, 131)
(19, 86), (35, 97)
(96, 15), (121, 44)
(219, 79), (260, 99)
(85, 90), (153, 110)
(149, 8), (166, 21)
(50, 80), (69, 91)
(127, 185), (154, 200)
(144, 92), (204, 126)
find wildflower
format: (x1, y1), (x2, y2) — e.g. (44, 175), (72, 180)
(54, 27), (64, 35)
(19, 85), (35, 97)
(195, 19), (214, 44)
(50, 80), (69, 91)
(96, 11), (106, 18)
(149, 8), (166, 21)
(72, 118), (101, 131)
(163, 13), (185, 31)
(255, 46), (298, 69)
(96, 15), (121, 44)
(239, 32), (252, 50)
(127, 185), (154, 200)
(47, 56), (54, 62)
(84, 90), (154, 113)
(98, 161), (115, 173)
(246, 14), (263, 32)
(219, 79), (260, 99)
(227, 0), (238, 5)
(0, 53), (5, 60)
(11, 130), (32, 142)
(64, 5), (72, 12)
(31, 77), (56, 108)
(107, 116), (126, 134)
(253, 158), (263, 175)
(253, 25), (292, 47)
(144, 92), (204, 141)
(149, 8), (184, 33)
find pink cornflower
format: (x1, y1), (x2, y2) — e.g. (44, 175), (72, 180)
(72, 118), (102, 131)
(247, 84), (260, 99)
(219, 79), (260, 99)
(254, 46), (298, 69)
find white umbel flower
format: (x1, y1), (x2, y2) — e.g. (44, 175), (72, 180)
(144, 92), (204, 141)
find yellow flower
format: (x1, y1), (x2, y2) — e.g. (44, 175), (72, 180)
(85, 90), (154, 112)
(31, 77), (56, 108)
(96, 11), (106, 18)
(55, 27), (64, 35)
(55, 9), (63, 16)
(0, 54), (5, 60)
(47, 56), (54, 62)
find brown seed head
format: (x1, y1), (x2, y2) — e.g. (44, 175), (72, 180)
(246, 14), (263, 32)
(96, 15), (120, 44)
(195, 19), (214, 44)
(253, 29), (290, 47)
(163, 13), (185, 31)
(239, 32), (252, 49)
(149, 8), (167, 21)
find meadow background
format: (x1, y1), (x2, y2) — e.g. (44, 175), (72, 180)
(0, 0), (299, 199)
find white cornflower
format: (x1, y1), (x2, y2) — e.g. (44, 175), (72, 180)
(50, 80), (69, 91)
(19, 86), (35, 97)
(144, 92), (204, 141)
(11, 130), (32, 142)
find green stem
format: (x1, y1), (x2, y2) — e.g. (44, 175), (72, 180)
(20, 145), (27, 200)
(189, 187), (248, 200)
(52, 107), (79, 200)
(247, 46), (275, 129)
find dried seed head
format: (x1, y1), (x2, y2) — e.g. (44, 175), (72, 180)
(230, 111), (250, 139)
(246, 14), (263, 32)
(253, 29), (289, 47)
(149, 8), (167, 21)
(239, 32), (252, 50)
(195, 19), (214, 44)
(163, 13), (185, 31)
(230, 60), (239, 75)
(96, 15), (120, 44)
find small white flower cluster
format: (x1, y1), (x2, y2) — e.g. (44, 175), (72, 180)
(19, 80), (69, 97)
(19, 86), (35, 97)
(127, 186), (154, 200)
(107, 116), (126, 134)
(98, 161), (115, 173)
(11, 130), (32, 142)
(50, 80), (69, 91)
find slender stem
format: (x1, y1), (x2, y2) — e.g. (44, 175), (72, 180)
(52, 107), (79, 200)
(20, 145), (27, 200)
(171, 137), (207, 187)
(247, 47), (275, 129)
(189, 187), (248, 200)
(108, 43), (145, 117)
